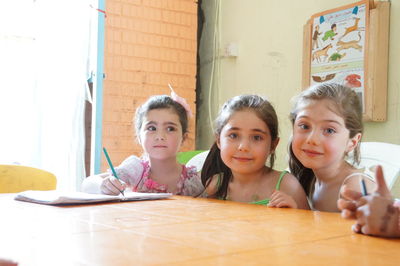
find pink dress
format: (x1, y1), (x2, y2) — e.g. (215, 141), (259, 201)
(113, 155), (204, 196)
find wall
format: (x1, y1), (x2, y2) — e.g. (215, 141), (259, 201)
(198, 0), (399, 170)
(102, 0), (198, 171)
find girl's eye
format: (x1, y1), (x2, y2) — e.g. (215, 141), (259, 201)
(325, 128), (336, 134)
(298, 123), (309, 130)
(167, 126), (176, 132)
(147, 126), (156, 131)
(228, 133), (238, 139)
(253, 135), (263, 141)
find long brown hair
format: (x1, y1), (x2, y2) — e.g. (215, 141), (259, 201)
(288, 83), (363, 196)
(201, 94), (279, 199)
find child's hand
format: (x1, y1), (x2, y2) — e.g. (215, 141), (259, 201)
(352, 195), (400, 237)
(339, 165), (400, 237)
(100, 175), (127, 195)
(268, 190), (298, 209)
(337, 188), (363, 219)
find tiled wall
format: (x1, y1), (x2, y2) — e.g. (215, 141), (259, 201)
(102, 0), (198, 171)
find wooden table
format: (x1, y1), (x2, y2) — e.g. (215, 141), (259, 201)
(1, 195), (399, 265)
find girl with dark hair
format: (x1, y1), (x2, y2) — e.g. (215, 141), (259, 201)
(202, 94), (308, 209)
(82, 90), (203, 196)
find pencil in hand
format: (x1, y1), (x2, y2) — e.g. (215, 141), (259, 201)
(360, 178), (368, 196)
(102, 147), (125, 196)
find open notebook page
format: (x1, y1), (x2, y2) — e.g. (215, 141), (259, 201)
(14, 190), (172, 205)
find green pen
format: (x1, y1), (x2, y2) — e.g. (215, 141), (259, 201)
(103, 147), (125, 196)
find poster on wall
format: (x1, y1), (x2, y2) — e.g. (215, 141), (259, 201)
(309, 1), (368, 111)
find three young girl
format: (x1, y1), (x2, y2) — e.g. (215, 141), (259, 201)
(82, 93), (204, 196)
(84, 83), (368, 214)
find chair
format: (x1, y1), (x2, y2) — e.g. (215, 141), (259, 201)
(0, 164), (57, 193)
(185, 150), (209, 171)
(356, 142), (400, 197)
(177, 150), (207, 165)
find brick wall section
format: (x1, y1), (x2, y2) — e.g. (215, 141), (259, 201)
(101, 0), (198, 171)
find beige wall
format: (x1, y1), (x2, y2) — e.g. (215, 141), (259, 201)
(198, 0), (399, 170)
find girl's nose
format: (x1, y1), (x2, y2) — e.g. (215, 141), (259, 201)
(306, 130), (320, 145)
(238, 139), (250, 152)
(155, 131), (166, 140)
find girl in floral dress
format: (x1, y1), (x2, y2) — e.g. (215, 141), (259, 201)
(82, 89), (203, 196)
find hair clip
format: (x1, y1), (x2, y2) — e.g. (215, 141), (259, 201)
(168, 84), (193, 117)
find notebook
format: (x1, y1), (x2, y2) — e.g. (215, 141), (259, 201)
(14, 190), (172, 205)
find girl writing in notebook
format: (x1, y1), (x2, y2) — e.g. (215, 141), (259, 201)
(201, 94), (309, 209)
(288, 83), (365, 212)
(82, 89), (203, 196)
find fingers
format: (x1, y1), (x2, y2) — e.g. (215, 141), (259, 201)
(338, 197), (358, 219)
(352, 223), (362, 234)
(340, 186), (363, 201)
(101, 176), (126, 195)
(360, 224), (371, 235)
(268, 191), (297, 208)
(374, 165), (391, 198)
(341, 208), (356, 219)
(268, 198), (291, 208)
(337, 198), (357, 212)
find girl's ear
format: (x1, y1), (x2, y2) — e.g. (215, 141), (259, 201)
(181, 132), (189, 144)
(346, 133), (362, 153)
(271, 137), (280, 152)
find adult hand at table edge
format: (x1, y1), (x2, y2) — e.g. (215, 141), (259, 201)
(346, 165), (400, 237)
(0, 258), (18, 266)
(373, 165), (391, 199)
(338, 165), (390, 219)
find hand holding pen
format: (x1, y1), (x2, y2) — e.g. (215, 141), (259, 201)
(338, 166), (400, 237)
(101, 148), (126, 196)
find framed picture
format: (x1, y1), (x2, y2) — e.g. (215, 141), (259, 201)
(302, 0), (389, 121)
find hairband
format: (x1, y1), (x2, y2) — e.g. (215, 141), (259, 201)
(168, 84), (193, 117)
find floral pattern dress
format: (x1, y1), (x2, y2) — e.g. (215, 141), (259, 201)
(113, 155), (204, 196)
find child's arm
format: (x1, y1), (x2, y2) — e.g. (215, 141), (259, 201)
(268, 173), (310, 210)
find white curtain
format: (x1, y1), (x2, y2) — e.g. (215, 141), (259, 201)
(0, 0), (97, 191)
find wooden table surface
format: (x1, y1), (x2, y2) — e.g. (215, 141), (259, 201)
(1, 195), (399, 265)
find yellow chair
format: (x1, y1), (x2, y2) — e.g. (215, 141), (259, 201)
(0, 164), (57, 193)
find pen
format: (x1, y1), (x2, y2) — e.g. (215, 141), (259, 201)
(103, 147), (125, 196)
(360, 178), (368, 196)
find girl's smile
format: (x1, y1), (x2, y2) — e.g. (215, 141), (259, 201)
(232, 156), (253, 162)
(302, 149), (324, 157)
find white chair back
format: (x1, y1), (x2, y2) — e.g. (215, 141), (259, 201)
(186, 150), (210, 171)
(355, 142), (400, 196)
